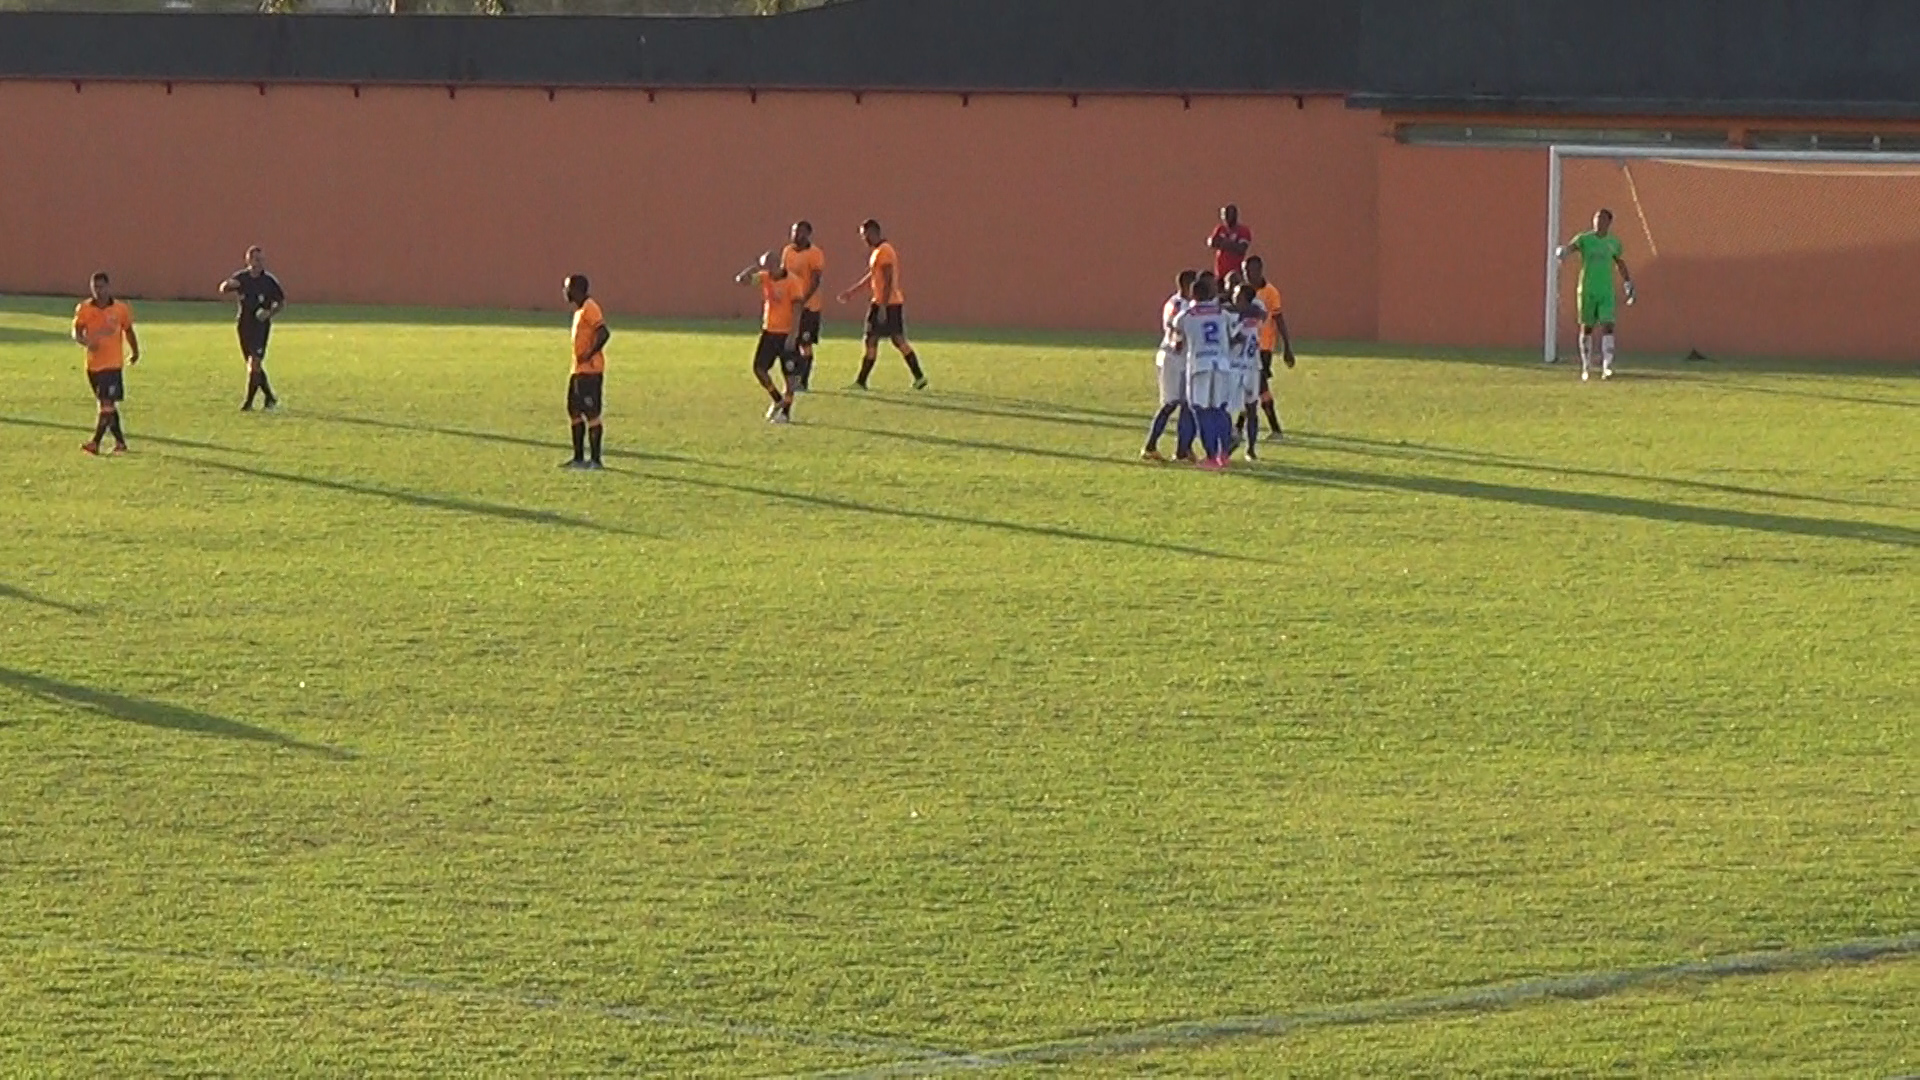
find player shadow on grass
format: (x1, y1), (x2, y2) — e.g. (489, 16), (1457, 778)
(608, 465), (1271, 565)
(843, 395), (1909, 515)
(0, 666), (354, 759)
(1293, 432), (1912, 514)
(1236, 462), (1918, 549)
(301, 412), (716, 469)
(821, 390), (1139, 433)
(829, 423), (1915, 549)
(176, 457), (653, 538)
(0, 583), (91, 616)
(0, 414), (252, 456)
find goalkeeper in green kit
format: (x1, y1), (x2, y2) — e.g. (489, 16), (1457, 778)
(1556, 208), (1636, 381)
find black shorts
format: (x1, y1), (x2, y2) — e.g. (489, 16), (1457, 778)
(567, 373), (604, 417)
(797, 309), (822, 348)
(753, 331), (798, 375)
(87, 368), (125, 403)
(865, 303), (906, 340)
(239, 320), (272, 361)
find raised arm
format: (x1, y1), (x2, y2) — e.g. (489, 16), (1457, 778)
(734, 264), (765, 286)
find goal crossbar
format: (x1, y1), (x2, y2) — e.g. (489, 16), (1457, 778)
(1543, 144), (1920, 363)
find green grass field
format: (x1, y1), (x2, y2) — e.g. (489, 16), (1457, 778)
(1, 296), (1915, 1077)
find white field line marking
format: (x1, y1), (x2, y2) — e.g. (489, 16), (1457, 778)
(9, 934), (956, 1062)
(805, 933), (1920, 1079)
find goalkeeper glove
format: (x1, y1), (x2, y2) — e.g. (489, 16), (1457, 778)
(1624, 281), (1637, 306)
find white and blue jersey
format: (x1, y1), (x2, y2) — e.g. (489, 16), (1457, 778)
(1156, 293), (1190, 405)
(1178, 301), (1233, 374)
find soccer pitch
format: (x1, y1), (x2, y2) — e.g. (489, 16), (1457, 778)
(1, 296), (1914, 1077)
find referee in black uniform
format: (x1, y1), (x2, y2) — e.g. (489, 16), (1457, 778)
(219, 246), (286, 411)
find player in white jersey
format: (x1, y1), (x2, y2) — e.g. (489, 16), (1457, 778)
(1175, 277), (1236, 470)
(1228, 283), (1266, 461)
(1142, 270), (1199, 462)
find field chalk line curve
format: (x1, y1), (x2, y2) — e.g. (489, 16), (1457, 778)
(802, 933), (1920, 1078)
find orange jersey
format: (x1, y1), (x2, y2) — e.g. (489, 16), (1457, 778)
(868, 242), (904, 306)
(73, 299), (133, 372)
(571, 298), (606, 375)
(758, 272), (805, 334)
(782, 244), (827, 313)
(1255, 282), (1284, 351)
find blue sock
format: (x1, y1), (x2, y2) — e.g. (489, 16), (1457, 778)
(1145, 403), (1178, 450)
(1198, 408), (1220, 458)
(1175, 405), (1197, 458)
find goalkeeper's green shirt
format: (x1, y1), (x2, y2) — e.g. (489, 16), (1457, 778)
(1571, 231), (1623, 298)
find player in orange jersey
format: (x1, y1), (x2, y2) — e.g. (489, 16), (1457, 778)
(836, 219), (925, 390)
(780, 221), (826, 392)
(562, 274), (611, 469)
(735, 250), (808, 423)
(1244, 256), (1295, 438)
(71, 271), (141, 456)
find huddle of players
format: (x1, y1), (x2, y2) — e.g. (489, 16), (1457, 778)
(1144, 258), (1295, 469)
(68, 246), (284, 456)
(731, 218), (926, 424)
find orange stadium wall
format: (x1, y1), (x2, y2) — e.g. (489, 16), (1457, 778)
(4, 81), (1918, 361)
(0, 82), (1380, 340)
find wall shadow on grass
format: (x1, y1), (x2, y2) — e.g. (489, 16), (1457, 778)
(0, 666), (353, 760)
(0, 583), (90, 616)
(0, 326), (73, 345)
(177, 457), (651, 539)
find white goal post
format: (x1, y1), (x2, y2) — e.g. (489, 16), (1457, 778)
(1543, 144), (1920, 364)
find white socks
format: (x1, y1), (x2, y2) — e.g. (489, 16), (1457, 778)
(1579, 333), (1594, 374)
(1601, 334), (1616, 375)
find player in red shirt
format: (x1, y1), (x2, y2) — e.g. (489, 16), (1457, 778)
(1208, 205), (1252, 281)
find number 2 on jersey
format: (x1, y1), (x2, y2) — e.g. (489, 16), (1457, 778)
(1202, 322), (1222, 346)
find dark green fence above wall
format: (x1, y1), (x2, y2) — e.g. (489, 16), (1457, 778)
(1, 0), (1917, 117)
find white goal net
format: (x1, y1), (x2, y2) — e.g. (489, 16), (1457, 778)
(1545, 146), (1920, 364)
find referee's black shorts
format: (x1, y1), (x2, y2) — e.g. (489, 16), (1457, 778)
(239, 319), (272, 361)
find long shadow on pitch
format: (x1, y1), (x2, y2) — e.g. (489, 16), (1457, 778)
(177, 457), (651, 539)
(303, 412), (717, 469)
(823, 390), (1141, 434)
(1236, 462), (1919, 549)
(1295, 433), (1913, 514)
(833, 423), (1915, 548)
(0, 666), (353, 759)
(611, 466), (1271, 565)
(0, 583), (91, 616)
(846, 397), (1909, 514)
(0, 414), (251, 456)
